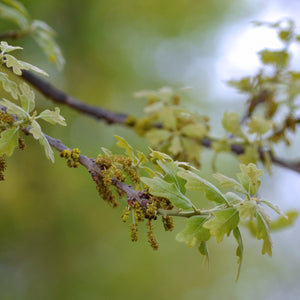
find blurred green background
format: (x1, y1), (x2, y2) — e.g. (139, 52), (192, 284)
(0, 0), (300, 299)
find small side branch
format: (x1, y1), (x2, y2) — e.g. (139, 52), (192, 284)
(21, 70), (129, 125)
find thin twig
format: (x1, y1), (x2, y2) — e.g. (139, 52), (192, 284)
(21, 70), (129, 124)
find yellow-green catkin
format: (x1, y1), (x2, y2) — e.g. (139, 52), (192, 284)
(130, 223), (138, 242)
(147, 220), (159, 250)
(60, 148), (81, 168)
(0, 155), (6, 181)
(162, 215), (174, 232)
(18, 138), (25, 150)
(121, 206), (131, 222)
(133, 201), (144, 222)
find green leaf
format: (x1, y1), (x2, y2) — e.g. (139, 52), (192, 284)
(237, 199), (257, 219)
(213, 172), (245, 194)
(176, 216), (211, 247)
(198, 241), (209, 267)
(2, 0), (28, 17)
(227, 77), (253, 93)
(233, 227), (243, 281)
(258, 49), (289, 68)
(38, 107), (66, 126)
(181, 137), (202, 164)
(4, 54), (48, 76)
(141, 176), (192, 209)
(256, 205), (272, 256)
(203, 208), (239, 243)
(0, 2), (29, 29)
(32, 20), (65, 70)
(247, 115), (272, 135)
(178, 170), (229, 205)
(137, 151), (148, 164)
(150, 150), (173, 161)
(160, 107), (176, 129)
(146, 129), (171, 147)
(29, 120), (54, 162)
(0, 41), (22, 53)
(114, 135), (134, 159)
(225, 192), (243, 205)
(19, 82), (35, 113)
(0, 127), (19, 157)
(156, 160), (186, 194)
(29, 119), (43, 139)
(0, 72), (19, 99)
(169, 135), (182, 155)
(0, 98), (27, 119)
(237, 163), (263, 195)
(222, 111), (244, 137)
(238, 145), (259, 165)
(181, 124), (208, 138)
(38, 132), (54, 163)
(260, 199), (287, 219)
(270, 210), (298, 231)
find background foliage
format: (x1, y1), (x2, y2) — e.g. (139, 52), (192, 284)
(0, 0), (300, 299)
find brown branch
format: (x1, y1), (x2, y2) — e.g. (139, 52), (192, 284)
(21, 70), (129, 125)
(18, 70), (300, 174)
(42, 132), (150, 211)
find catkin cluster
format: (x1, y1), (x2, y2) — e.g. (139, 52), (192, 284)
(93, 154), (140, 207)
(0, 155), (6, 181)
(60, 148), (80, 168)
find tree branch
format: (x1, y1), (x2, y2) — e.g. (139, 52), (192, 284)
(19, 70), (300, 174)
(21, 70), (129, 125)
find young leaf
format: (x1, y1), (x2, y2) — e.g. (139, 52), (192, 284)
(213, 172), (245, 194)
(29, 120), (54, 162)
(225, 192), (243, 205)
(156, 159), (186, 194)
(181, 123), (208, 138)
(260, 199), (287, 219)
(0, 41), (23, 53)
(222, 111), (244, 137)
(114, 135), (133, 155)
(270, 210), (298, 231)
(227, 77), (252, 93)
(146, 129), (172, 147)
(0, 2), (29, 29)
(237, 163), (263, 195)
(258, 49), (289, 68)
(233, 227), (243, 281)
(0, 98), (27, 119)
(198, 241), (209, 267)
(237, 199), (257, 219)
(150, 150), (173, 161)
(4, 54), (48, 76)
(0, 72), (19, 100)
(178, 170), (229, 205)
(38, 107), (66, 126)
(0, 127), (19, 157)
(247, 115), (272, 135)
(19, 82), (35, 113)
(176, 216), (210, 247)
(141, 176), (192, 209)
(32, 20), (65, 70)
(137, 151), (148, 165)
(203, 208), (239, 242)
(38, 132), (54, 163)
(169, 135), (182, 155)
(256, 205), (272, 256)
